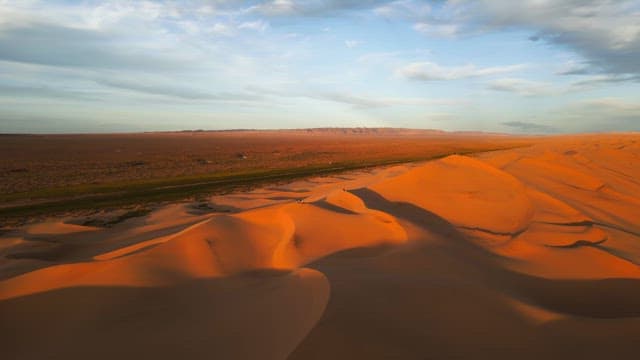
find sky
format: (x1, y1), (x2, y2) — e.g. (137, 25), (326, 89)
(0, 0), (638, 134)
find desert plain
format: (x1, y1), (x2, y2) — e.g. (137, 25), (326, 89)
(1, 130), (639, 359)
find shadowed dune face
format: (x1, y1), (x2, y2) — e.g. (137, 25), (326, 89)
(2, 134), (640, 359)
(0, 269), (329, 360)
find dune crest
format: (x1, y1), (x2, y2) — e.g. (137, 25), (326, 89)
(371, 154), (535, 243)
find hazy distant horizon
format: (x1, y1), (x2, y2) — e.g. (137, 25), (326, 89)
(1, 1), (638, 134)
(3, 126), (639, 137)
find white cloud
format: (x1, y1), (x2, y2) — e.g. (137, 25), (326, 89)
(251, 0), (296, 16)
(250, 0), (392, 16)
(238, 20), (269, 32)
(488, 78), (555, 96)
(397, 61), (527, 81)
(246, 85), (461, 109)
(313, 93), (459, 108)
(569, 74), (640, 91)
(413, 22), (460, 38)
(209, 23), (234, 36)
(405, 0), (640, 77)
(374, 0), (432, 19)
(344, 40), (361, 48)
(551, 96), (640, 132)
(581, 97), (640, 112)
(95, 77), (263, 102)
(556, 59), (590, 76)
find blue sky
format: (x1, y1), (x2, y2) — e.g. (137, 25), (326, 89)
(0, 0), (638, 133)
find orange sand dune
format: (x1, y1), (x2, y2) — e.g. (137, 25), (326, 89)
(2, 134), (640, 359)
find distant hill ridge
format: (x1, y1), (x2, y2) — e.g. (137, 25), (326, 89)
(168, 127), (509, 136)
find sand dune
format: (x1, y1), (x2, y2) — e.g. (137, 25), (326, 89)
(2, 134), (640, 359)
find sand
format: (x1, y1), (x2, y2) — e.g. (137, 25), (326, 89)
(1, 133), (640, 359)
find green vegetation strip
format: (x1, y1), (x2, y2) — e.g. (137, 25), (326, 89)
(0, 146), (521, 220)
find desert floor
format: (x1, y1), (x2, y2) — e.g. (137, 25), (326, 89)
(0, 129), (527, 221)
(1, 133), (639, 359)
(0, 129), (525, 195)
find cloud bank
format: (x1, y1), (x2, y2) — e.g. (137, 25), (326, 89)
(0, 0), (638, 133)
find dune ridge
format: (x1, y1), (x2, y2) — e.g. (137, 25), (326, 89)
(1, 134), (640, 359)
